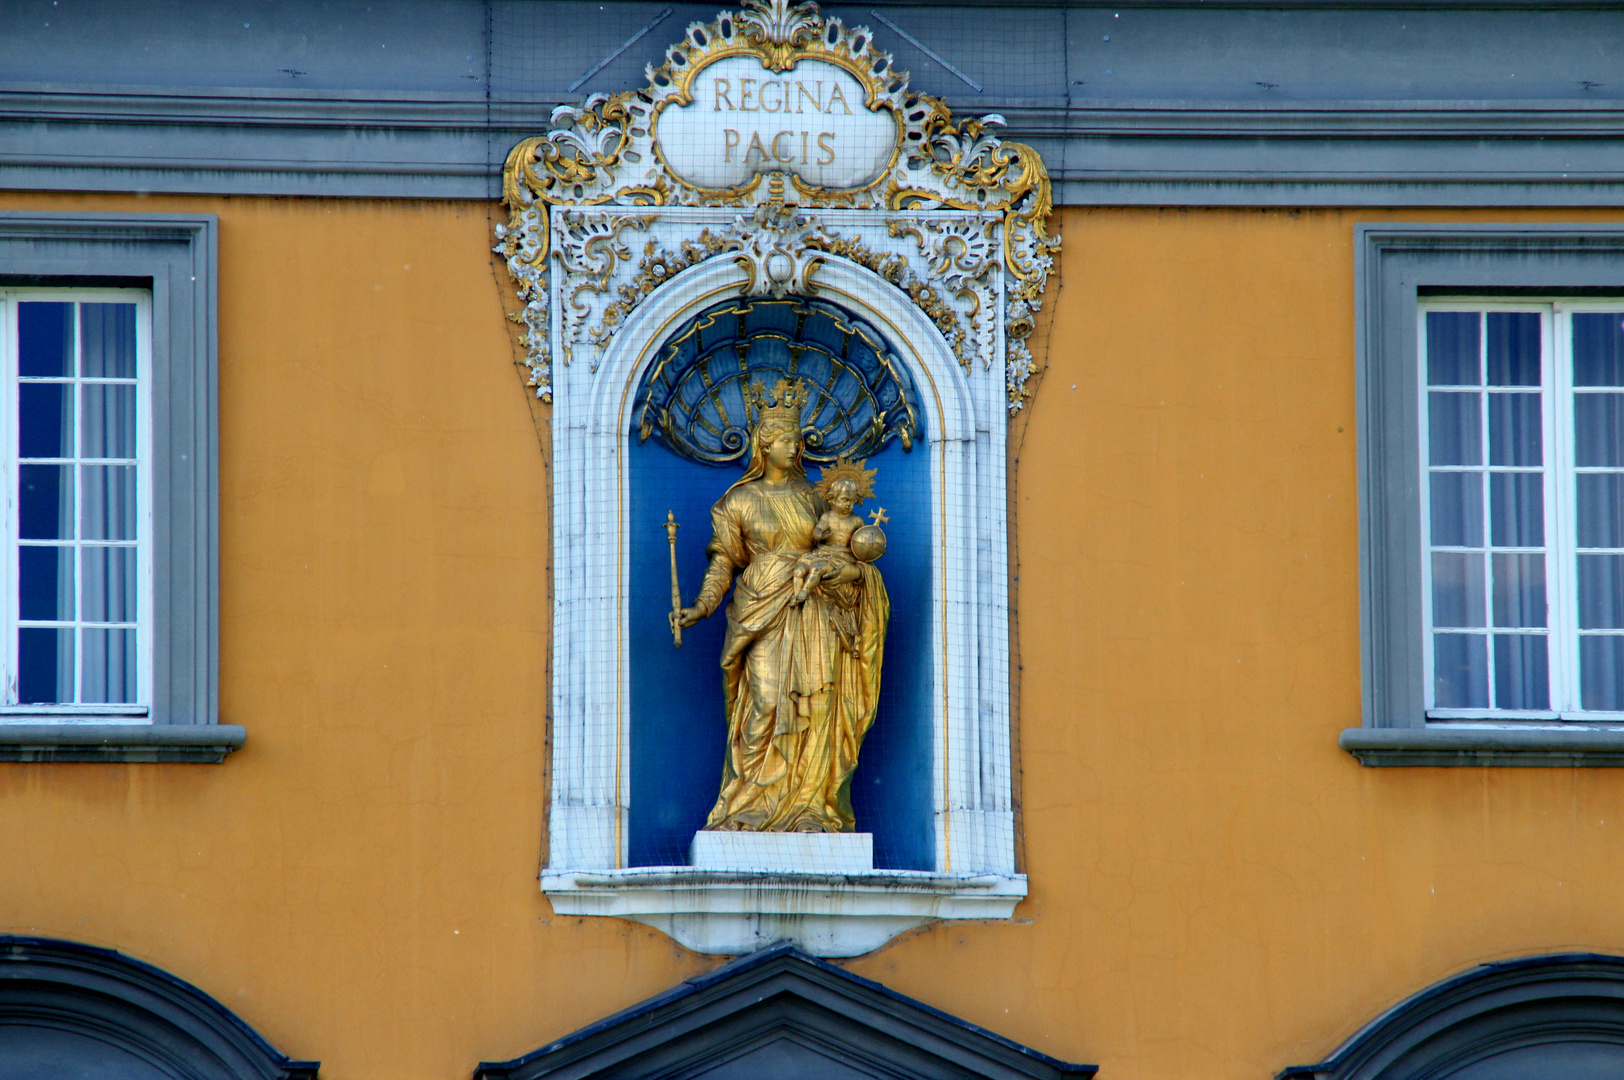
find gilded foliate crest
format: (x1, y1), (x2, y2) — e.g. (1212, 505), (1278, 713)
(737, 0), (821, 69)
(496, 0), (1058, 412)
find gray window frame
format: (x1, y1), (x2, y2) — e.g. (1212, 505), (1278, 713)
(1351, 224), (1624, 766)
(0, 212), (240, 762)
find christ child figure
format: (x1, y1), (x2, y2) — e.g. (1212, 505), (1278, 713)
(792, 456), (877, 605)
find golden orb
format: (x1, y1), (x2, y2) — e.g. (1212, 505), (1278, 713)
(850, 524), (887, 563)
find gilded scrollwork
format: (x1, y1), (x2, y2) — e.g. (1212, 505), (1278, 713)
(562, 208), (1000, 377)
(725, 205), (831, 299)
(496, 0), (1058, 409)
(554, 212), (659, 367)
(735, 0), (822, 70)
(889, 217), (998, 289)
(587, 230), (732, 358)
(887, 217), (1000, 371)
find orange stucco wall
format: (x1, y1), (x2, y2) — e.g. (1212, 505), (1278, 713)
(4, 193), (1624, 1078)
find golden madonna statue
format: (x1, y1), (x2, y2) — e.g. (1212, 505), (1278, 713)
(672, 378), (891, 834)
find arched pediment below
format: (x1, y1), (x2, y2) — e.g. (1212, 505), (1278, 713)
(0, 936), (318, 1080)
(1283, 953), (1624, 1080)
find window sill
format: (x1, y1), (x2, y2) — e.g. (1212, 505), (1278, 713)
(0, 723), (245, 763)
(1342, 725), (1624, 767)
(542, 868), (1028, 958)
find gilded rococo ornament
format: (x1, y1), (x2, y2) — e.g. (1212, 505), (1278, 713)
(496, 0), (1059, 408)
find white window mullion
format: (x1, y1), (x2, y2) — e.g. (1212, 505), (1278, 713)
(1418, 309), (1436, 710)
(0, 296), (14, 705)
(136, 296), (153, 708)
(1480, 313), (1497, 711)
(1550, 305), (1580, 715)
(70, 300), (83, 705)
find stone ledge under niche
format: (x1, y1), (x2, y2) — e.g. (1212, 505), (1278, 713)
(541, 867), (1028, 958)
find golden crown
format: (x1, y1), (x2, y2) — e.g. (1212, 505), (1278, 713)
(743, 376), (810, 429)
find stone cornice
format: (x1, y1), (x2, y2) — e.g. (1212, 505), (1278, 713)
(6, 82), (1624, 204)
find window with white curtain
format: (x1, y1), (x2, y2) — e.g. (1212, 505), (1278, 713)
(1421, 300), (1624, 720)
(2, 290), (151, 715)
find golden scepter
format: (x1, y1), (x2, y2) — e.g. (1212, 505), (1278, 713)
(664, 511), (683, 648)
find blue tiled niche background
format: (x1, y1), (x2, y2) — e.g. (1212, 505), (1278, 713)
(626, 433), (934, 870)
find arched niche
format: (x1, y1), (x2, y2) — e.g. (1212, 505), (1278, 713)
(0, 935), (318, 1079)
(1281, 953), (1624, 1080)
(498, 0), (1058, 960)
(624, 295), (934, 870)
(543, 248), (1023, 957)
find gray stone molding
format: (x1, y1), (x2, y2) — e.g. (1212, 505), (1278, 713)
(8, 86), (1624, 207)
(1352, 224), (1624, 767)
(1341, 726), (1624, 767)
(1281, 953), (1624, 1079)
(4, 1), (1624, 204)
(0, 724), (244, 764)
(0, 211), (230, 762)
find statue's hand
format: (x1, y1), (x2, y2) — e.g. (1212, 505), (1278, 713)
(827, 562), (861, 586)
(675, 606), (705, 628)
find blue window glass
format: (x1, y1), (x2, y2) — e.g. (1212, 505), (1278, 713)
(11, 297), (143, 707)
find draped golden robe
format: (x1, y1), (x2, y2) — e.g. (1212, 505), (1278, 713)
(692, 477), (889, 833)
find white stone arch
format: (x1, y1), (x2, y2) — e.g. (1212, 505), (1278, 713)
(544, 238), (1022, 958)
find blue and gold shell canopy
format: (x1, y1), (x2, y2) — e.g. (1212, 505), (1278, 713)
(632, 297), (922, 467)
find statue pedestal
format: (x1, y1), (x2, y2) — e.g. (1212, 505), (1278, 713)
(690, 831), (874, 874)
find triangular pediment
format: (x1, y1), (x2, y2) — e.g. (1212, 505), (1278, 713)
(475, 943), (1094, 1080)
